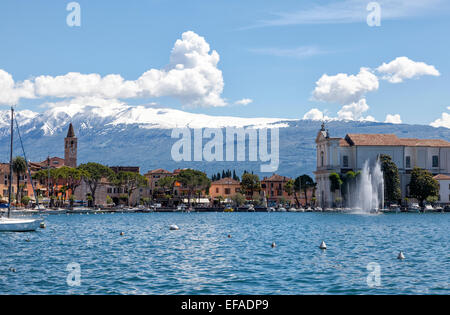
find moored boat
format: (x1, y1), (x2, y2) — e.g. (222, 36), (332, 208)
(0, 217), (43, 232)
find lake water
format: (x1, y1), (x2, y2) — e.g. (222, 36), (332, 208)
(0, 212), (449, 295)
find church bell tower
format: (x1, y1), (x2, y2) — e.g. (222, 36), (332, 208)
(64, 123), (77, 168)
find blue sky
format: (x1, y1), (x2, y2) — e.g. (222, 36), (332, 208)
(0, 0), (449, 127)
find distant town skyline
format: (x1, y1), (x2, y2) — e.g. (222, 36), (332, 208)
(0, 0), (449, 128)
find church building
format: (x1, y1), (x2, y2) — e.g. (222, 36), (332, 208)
(314, 123), (450, 208)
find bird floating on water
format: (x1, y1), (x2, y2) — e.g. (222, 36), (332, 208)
(170, 224), (180, 231)
(397, 251), (405, 260)
(319, 241), (327, 250)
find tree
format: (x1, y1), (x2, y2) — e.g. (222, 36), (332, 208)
(409, 167), (439, 207)
(78, 163), (114, 207)
(176, 169), (211, 207)
(21, 195), (31, 207)
(329, 173), (343, 206)
(231, 193), (246, 207)
(379, 154), (401, 205)
(284, 179), (295, 206)
(298, 175), (315, 206)
(157, 176), (176, 197)
(57, 166), (86, 206)
(112, 171), (148, 206)
(241, 173), (261, 200)
(12, 156), (27, 205)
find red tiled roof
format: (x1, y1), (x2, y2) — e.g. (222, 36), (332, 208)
(146, 169), (172, 175)
(434, 174), (450, 180)
(342, 134), (450, 147)
(212, 177), (240, 185)
(262, 174), (292, 182)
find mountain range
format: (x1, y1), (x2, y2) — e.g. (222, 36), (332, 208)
(0, 103), (449, 178)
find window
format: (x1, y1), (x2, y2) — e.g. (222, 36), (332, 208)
(405, 156), (411, 169)
(321, 151), (324, 167)
(225, 188), (231, 195)
(216, 188), (219, 193)
(343, 155), (349, 168)
(432, 155), (439, 168)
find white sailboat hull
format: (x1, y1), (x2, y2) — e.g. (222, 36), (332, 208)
(0, 218), (42, 232)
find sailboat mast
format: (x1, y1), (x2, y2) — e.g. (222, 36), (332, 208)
(8, 106), (14, 219)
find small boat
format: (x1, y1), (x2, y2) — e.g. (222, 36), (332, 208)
(435, 206), (444, 213)
(314, 207), (322, 212)
(224, 206), (234, 213)
(278, 207), (287, 212)
(423, 205), (435, 213)
(288, 207), (298, 212)
(0, 217), (42, 232)
(0, 107), (43, 232)
(407, 203), (421, 213)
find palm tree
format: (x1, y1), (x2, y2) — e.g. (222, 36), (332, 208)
(12, 156), (27, 205)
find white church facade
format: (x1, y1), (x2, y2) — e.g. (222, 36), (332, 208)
(314, 124), (450, 207)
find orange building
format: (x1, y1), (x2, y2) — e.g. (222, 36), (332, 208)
(144, 169), (174, 195)
(261, 174), (294, 206)
(210, 177), (241, 202)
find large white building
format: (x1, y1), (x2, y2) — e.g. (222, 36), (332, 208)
(314, 124), (450, 207)
(434, 174), (450, 204)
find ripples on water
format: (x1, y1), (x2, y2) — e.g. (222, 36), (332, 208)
(0, 213), (449, 295)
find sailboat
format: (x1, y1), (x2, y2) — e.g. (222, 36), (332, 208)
(0, 106), (43, 232)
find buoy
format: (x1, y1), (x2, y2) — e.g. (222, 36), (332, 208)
(120, 232), (124, 236)
(228, 234), (231, 238)
(26, 238), (31, 242)
(319, 241), (327, 250)
(271, 242), (276, 248)
(397, 251), (405, 260)
(170, 224), (180, 231)
(40, 222), (46, 229)
(9, 267), (16, 273)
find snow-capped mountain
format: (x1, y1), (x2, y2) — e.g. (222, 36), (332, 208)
(0, 103), (448, 177)
(4, 101), (295, 137)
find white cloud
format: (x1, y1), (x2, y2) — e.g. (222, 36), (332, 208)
(0, 70), (35, 105)
(0, 31), (227, 108)
(377, 57), (440, 83)
(303, 108), (330, 121)
(430, 107), (450, 129)
(337, 98), (375, 121)
(234, 98), (253, 106)
(313, 67), (379, 104)
(385, 114), (402, 124)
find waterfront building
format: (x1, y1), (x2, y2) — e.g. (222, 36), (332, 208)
(260, 174), (294, 206)
(144, 169), (174, 196)
(210, 177), (241, 203)
(314, 124), (450, 207)
(0, 163), (41, 202)
(434, 174), (450, 204)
